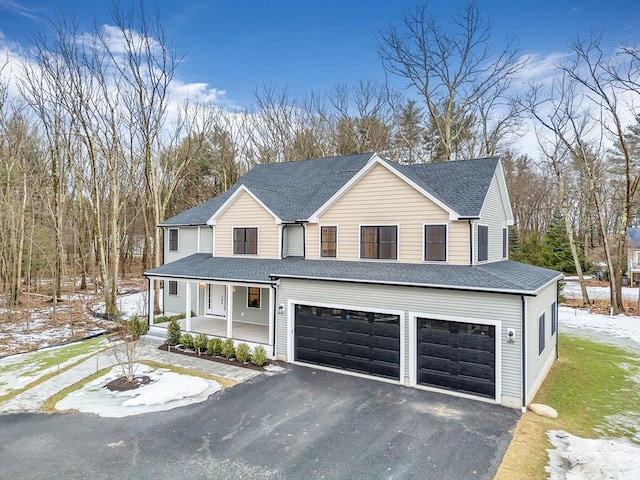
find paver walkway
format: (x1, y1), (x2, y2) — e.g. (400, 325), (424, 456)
(0, 337), (260, 414)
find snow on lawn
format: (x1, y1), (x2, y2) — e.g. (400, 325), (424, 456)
(560, 305), (640, 346)
(563, 280), (639, 302)
(91, 289), (163, 320)
(546, 431), (640, 480)
(55, 364), (221, 418)
(0, 338), (109, 397)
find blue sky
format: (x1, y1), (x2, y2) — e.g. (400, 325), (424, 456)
(0, 0), (639, 108)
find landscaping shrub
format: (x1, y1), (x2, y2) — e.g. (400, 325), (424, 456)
(180, 333), (194, 349)
(235, 343), (251, 362)
(251, 345), (268, 366)
(221, 338), (235, 359)
(128, 317), (149, 340)
(154, 313), (186, 325)
(194, 333), (209, 356)
(167, 318), (181, 346)
(207, 338), (223, 356)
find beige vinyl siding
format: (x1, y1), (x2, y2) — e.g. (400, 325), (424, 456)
(276, 278), (523, 403)
(164, 227), (199, 263)
(525, 281), (559, 404)
(448, 221), (471, 265)
(477, 174), (509, 263)
(199, 226), (213, 254)
(311, 163), (451, 263)
(283, 224), (304, 257)
(214, 190), (280, 258)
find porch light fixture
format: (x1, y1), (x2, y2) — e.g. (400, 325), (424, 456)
(278, 304), (284, 314)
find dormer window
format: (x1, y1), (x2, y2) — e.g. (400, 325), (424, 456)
(360, 226), (397, 260)
(321, 226), (337, 258)
(478, 225), (488, 262)
(168, 228), (179, 251)
(233, 227), (258, 255)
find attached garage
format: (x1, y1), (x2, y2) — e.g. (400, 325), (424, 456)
(294, 304), (401, 380)
(416, 318), (496, 398)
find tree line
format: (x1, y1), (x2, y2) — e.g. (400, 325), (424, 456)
(0, 1), (637, 315)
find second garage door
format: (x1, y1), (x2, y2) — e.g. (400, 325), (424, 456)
(417, 318), (496, 398)
(294, 304), (400, 380)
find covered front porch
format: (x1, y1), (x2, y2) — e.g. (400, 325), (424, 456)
(147, 276), (275, 351)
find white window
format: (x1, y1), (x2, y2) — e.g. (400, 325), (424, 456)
(502, 228), (508, 259)
(538, 312), (546, 355)
(168, 228), (179, 251)
(247, 287), (261, 309)
(168, 281), (178, 296)
(478, 225), (488, 262)
(551, 301), (557, 336)
(424, 224), (447, 261)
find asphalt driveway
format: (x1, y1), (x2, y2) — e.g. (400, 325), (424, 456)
(0, 365), (519, 479)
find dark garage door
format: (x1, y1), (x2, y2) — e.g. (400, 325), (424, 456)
(295, 304), (400, 380)
(417, 318), (495, 398)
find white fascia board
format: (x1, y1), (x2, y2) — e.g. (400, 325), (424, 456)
(495, 160), (515, 226)
(308, 153), (459, 222)
(206, 185), (282, 226)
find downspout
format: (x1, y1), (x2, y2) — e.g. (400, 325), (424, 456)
(302, 223), (306, 258)
(553, 282), (560, 361)
(468, 220), (474, 265)
(521, 295), (527, 413)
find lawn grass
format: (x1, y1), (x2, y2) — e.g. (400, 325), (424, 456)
(495, 334), (640, 479)
(0, 337), (108, 402)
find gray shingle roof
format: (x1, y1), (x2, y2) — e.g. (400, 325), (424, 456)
(402, 157), (499, 217)
(160, 153), (374, 226)
(159, 153), (500, 226)
(145, 254), (561, 295)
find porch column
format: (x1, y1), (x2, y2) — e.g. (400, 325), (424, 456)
(268, 286), (274, 346)
(226, 285), (234, 339)
(185, 281), (192, 331)
(147, 278), (154, 327)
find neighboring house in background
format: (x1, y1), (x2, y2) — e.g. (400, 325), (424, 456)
(628, 227), (640, 286)
(144, 153), (562, 410)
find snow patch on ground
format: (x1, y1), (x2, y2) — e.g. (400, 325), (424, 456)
(563, 280), (639, 302)
(55, 364), (221, 417)
(546, 430), (640, 480)
(559, 305), (640, 346)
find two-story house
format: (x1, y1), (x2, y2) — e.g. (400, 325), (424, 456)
(145, 153), (562, 409)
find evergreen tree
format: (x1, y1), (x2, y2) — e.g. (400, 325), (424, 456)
(542, 211), (582, 272)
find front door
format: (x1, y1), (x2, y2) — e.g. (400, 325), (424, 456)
(207, 284), (226, 317)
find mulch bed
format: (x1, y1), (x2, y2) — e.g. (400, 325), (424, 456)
(157, 343), (284, 372)
(105, 375), (151, 392)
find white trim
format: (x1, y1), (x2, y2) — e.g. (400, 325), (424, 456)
(408, 311), (502, 404)
(279, 224), (283, 258)
(197, 226), (201, 253)
(211, 226), (216, 257)
(231, 226), (259, 256)
(287, 299), (405, 384)
(422, 223), (448, 263)
(206, 185), (283, 226)
(167, 280), (178, 296)
(168, 228), (179, 252)
(358, 224), (400, 261)
(247, 286), (262, 309)
(308, 154), (459, 222)
(319, 224), (338, 258)
(495, 160), (515, 226)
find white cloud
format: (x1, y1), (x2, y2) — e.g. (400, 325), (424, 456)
(0, 0), (43, 21)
